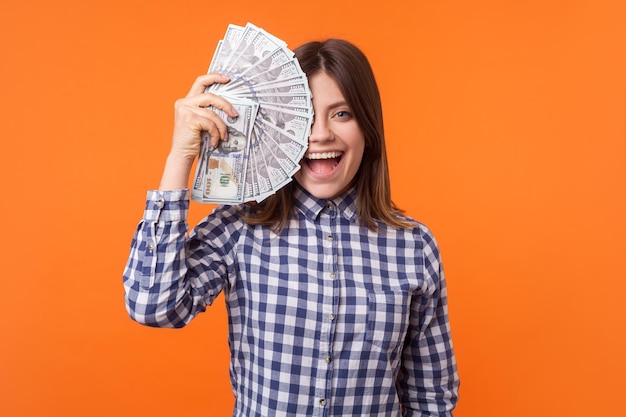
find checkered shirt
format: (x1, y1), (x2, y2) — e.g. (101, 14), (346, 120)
(123, 185), (459, 416)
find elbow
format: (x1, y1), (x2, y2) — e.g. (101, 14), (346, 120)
(124, 299), (189, 329)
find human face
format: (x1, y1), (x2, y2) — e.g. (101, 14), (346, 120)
(295, 72), (365, 200)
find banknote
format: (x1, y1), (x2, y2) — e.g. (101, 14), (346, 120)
(243, 130), (260, 200)
(208, 24), (245, 73)
(235, 60), (305, 90)
(219, 23), (285, 78)
(211, 23), (258, 75)
(255, 119), (309, 162)
(219, 47), (295, 92)
(191, 99), (258, 204)
(253, 78), (310, 95)
(257, 106), (312, 142)
(255, 130), (293, 192)
(253, 92), (312, 109)
(192, 22), (312, 204)
(247, 130), (275, 201)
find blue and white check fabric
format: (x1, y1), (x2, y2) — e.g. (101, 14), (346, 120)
(123, 185), (459, 416)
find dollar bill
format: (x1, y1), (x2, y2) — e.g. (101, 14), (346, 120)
(208, 24), (245, 73)
(193, 23), (313, 204)
(220, 47), (295, 92)
(234, 60), (305, 90)
(255, 119), (309, 163)
(254, 93), (312, 109)
(258, 132), (299, 176)
(243, 130), (260, 200)
(257, 106), (312, 142)
(248, 129), (275, 201)
(253, 79), (310, 95)
(218, 23), (285, 78)
(191, 99), (258, 204)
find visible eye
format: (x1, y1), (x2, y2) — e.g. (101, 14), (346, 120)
(334, 110), (352, 119)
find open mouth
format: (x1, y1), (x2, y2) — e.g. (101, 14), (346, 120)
(304, 151), (343, 175)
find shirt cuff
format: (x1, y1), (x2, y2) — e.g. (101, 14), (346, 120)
(143, 189), (189, 222)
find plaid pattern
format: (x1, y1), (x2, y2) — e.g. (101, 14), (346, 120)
(123, 185), (459, 416)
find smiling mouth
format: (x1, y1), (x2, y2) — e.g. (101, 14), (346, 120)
(304, 151), (343, 175)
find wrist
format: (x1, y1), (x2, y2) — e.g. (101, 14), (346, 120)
(159, 153), (196, 191)
(166, 150), (196, 166)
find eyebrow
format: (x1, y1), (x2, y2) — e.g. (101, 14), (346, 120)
(324, 100), (350, 111)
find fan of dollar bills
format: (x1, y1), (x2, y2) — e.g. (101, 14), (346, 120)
(191, 23), (313, 204)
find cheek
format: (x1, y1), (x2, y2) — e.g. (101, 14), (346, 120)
(350, 135), (366, 167)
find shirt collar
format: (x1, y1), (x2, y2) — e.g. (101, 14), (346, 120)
(293, 183), (358, 223)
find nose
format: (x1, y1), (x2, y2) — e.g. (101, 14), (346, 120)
(308, 117), (333, 143)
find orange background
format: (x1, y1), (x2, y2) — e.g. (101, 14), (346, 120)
(1, 1), (625, 416)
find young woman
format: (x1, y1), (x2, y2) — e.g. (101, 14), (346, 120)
(124, 39), (459, 416)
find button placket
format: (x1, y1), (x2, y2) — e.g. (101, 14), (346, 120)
(314, 202), (338, 414)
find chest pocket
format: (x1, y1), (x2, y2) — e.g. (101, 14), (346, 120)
(366, 291), (412, 352)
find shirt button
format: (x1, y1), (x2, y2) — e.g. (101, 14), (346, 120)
(147, 241), (155, 251)
(319, 399), (327, 406)
(326, 235), (333, 242)
(155, 198), (164, 208)
(329, 313), (336, 321)
(324, 356), (332, 364)
(329, 272), (336, 279)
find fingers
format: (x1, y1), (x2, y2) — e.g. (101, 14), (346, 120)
(173, 99), (228, 149)
(186, 73), (227, 95)
(169, 74), (240, 158)
(182, 90), (239, 119)
(175, 90), (238, 141)
(186, 73), (236, 112)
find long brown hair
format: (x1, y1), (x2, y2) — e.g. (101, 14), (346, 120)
(242, 39), (414, 232)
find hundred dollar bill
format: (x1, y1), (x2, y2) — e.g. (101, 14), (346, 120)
(221, 47), (295, 92)
(218, 24), (259, 75)
(246, 77), (308, 97)
(208, 24), (245, 73)
(191, 99), (258, 204)
(235, 60), (305, 89)
(253, 78), (310, 95)
(243, 130), (260, 200)
(257, 106), (312, 142)
(192, 22), (314, 204)
(253, 93), (312, 109)
(254, 129), (292, 196)
(256, 125), (299, 176)
(254, 119), (309, 163)
(248, 129), (275, 201)
(192, 132), (211, 197)
(261, 101), (313, 117)
(219, 23), (285, 79)
(226, 76), (310, 99)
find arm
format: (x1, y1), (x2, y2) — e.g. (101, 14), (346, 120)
(122, 74), (239, 327)
(160, 73), (239, 191)
(397, 226), (460, 416)
(122, 189), (239, 328)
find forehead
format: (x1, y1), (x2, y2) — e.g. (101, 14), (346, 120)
(309, 72), (347, 108)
